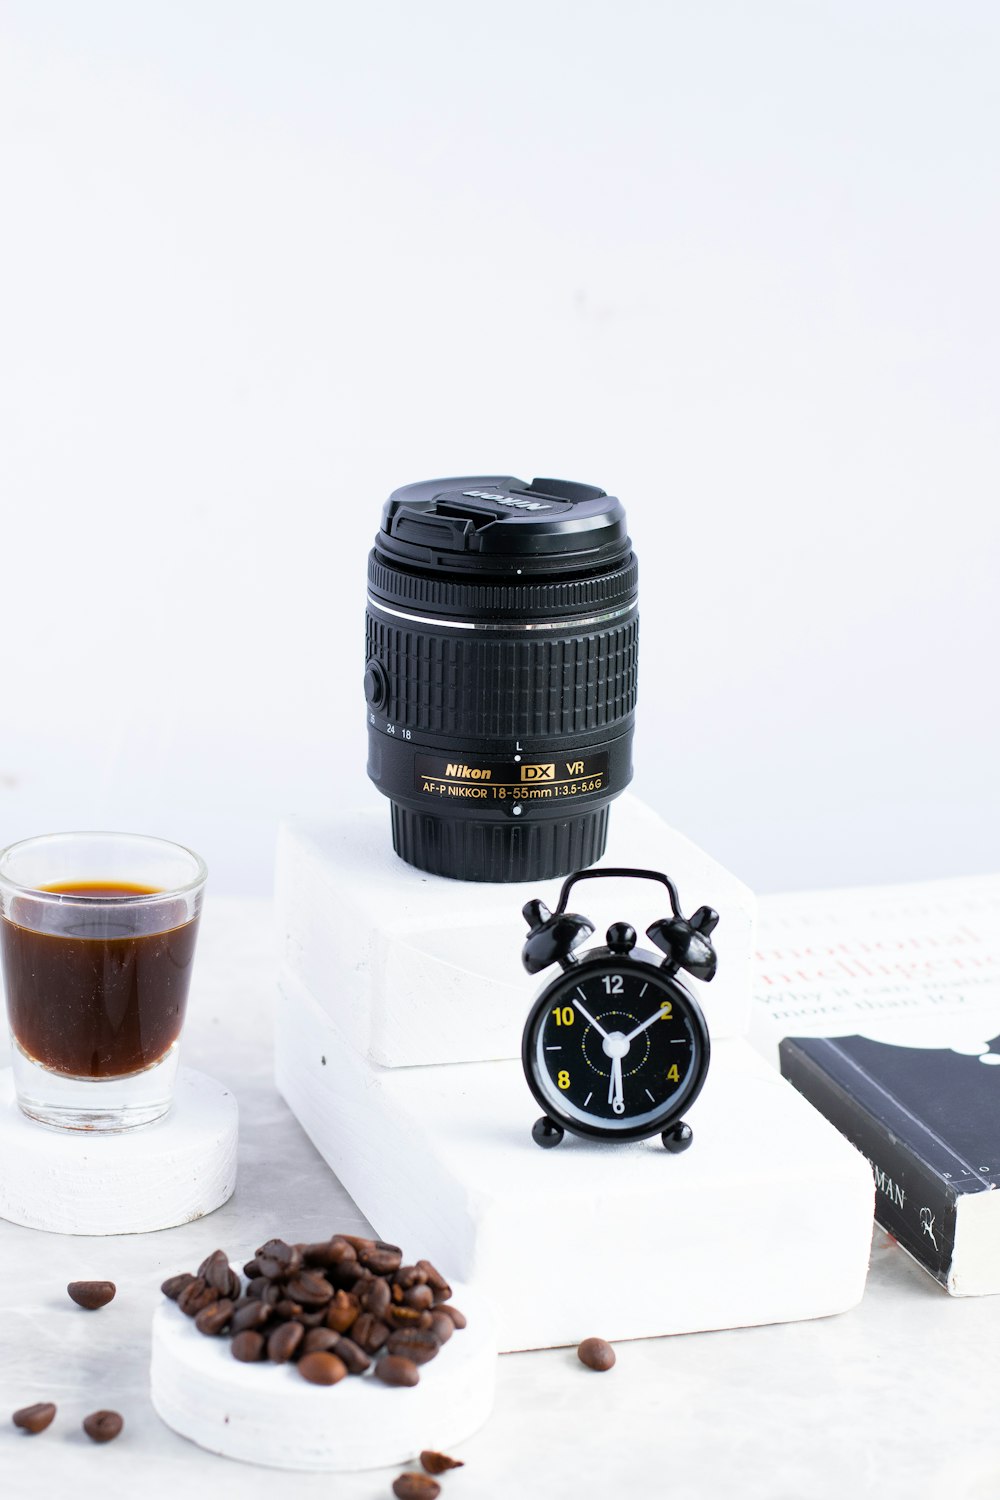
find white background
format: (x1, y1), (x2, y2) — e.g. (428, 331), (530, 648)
(1, 1), (997, 896)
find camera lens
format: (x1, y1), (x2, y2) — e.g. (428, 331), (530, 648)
(365, 475), (639, 882)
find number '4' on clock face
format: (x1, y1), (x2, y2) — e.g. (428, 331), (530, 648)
(538, 968), (697, 1124)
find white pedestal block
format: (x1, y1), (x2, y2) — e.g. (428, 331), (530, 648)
(275, 969), (874, 1352)
(0, 1067), (238, 1235)
(151, 1283), (495, 1472)
(276, 793), (756, 1067)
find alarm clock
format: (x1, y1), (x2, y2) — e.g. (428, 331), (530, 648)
(520, 866), (719, 1151)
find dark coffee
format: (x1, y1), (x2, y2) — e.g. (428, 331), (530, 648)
(0, 882), (199, 1078)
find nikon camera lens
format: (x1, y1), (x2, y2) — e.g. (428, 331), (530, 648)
(364, 475), (639, 882)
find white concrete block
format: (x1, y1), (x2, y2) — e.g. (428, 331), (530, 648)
(275, 793), (755, 1067)
(151, 1281), (495, 1472)
(0, 1067), (238, 1235)
(275, 968), (874, 1351)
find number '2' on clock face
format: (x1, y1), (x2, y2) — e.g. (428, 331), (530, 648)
(535, 966), (700, 1130)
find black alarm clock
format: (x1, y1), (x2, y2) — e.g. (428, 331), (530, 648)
(520, 867), (719, 1151)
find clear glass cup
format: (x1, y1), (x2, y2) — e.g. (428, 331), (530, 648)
(0, 832), (207, 1131)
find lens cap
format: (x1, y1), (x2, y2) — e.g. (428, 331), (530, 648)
(378, 476), (629, 572)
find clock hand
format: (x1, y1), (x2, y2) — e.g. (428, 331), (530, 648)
(573, 996), (609, 1039)
(625, 1007), (667, 1044)
(608, 1054), (624, 1111)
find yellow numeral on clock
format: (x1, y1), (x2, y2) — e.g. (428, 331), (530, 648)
(558, 1070), (571, 1090)
(666, 1063), (680, 1083)
(660, 999), (673, 1019)
(552, 1006), (575, 1026)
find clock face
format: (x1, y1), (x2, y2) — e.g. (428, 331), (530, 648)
(524, 957), (708, 1139)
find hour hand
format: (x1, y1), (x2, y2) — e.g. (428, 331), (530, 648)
(626, 1007), (665, 1043)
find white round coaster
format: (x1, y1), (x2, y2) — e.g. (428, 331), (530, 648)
(0, 1066), (238, 1234)
(150, 1282), (496, 1472)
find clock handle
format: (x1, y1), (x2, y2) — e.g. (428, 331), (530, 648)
(551, 866), (684, 919)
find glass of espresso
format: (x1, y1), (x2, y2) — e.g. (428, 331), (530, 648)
(0, 832), (206, 1131)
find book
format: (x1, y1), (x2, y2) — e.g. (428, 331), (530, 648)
(750, 875), (1000, 1295)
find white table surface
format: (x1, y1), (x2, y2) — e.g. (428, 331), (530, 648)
(2, 897), (999, 1500)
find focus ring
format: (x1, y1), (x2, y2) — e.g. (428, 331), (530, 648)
(390, 803), (611, 883)
(365, 611), (638, 739)
(368, 551), (638, 620)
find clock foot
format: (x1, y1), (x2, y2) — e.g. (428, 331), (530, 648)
(532, 1116), (564, 1149)
(661, 1121), (693, 1153)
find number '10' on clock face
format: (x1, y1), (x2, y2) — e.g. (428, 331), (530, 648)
(533, 963), (701, 1132)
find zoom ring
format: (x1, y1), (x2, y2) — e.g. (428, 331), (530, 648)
(365, 613), (639, 740)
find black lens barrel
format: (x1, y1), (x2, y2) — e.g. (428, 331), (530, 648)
(365, 476), (639, 883)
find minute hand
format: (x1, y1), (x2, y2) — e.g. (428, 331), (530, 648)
(572, 997), (609, 1039)
(625, 1008), (667, 1044)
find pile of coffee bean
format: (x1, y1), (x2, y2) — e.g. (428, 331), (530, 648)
(162, 1234), (465, 1389)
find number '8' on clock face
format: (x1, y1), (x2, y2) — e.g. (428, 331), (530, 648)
(530, 963), (704, 1135)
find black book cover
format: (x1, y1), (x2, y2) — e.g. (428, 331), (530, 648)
(779, 1030), (1000, 1286)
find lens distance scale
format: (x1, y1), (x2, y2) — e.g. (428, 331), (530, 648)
(520, 868), (718, 1151)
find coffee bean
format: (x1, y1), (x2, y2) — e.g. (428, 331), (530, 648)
(242, 1258), (262, 1279)
(393, 1472), (439, 1499)
(403, 1284), (434, 1311)
(435, 1304), (466, 1330)
(301, 1236), (356, 1268)
(352, 1312), (390, 1352)
(577, 1336), (615, 1371)
(429, 1313), (454, 1345)
(267, 1322), (304, 1363)
(363, 1277), (392, 1319)
(416, 1260), (452, 1301)
(256, 1239), (302, 1279)
(342, 1235), (376, 1253)
(199, 1250), (241, 1299)
(231, 1300), (270, 1333)
(256, 1237), (295, 1265)
(275, 1299), (304, 1320)
(161, 1272), (196, 1301)
(386, 1304), (433, 1331)
(231, 1330), (265, 1362)
(67, 1280), (116, 1310)
(297, 1351), (347, 1386)
(12, 1402), (56, 1434)
(82, 1410), (123, 1443)
(393, 1264), (428, 1291)
(341, 1265), (374, 1294)
(301, 1328), (341, 1356)
(374, 1355), (419, 1388)
(178, 1278), (220, 1317)
(385, 1327), (441, 1365)
(420, 1451), (464, 1475)
(285, 1271), (333, 1307)
(195, 1298), (235, 1336)
(296, 1308), (327, 1328)
(298, 1241), (334, 1266)
(198, 1248), (226, 1281)
(333, 1336), (370, 1375)
(326, 1236), (357, 1264)
(357, 1241), (402, 1275)
(247, 1277), (271, 1301)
